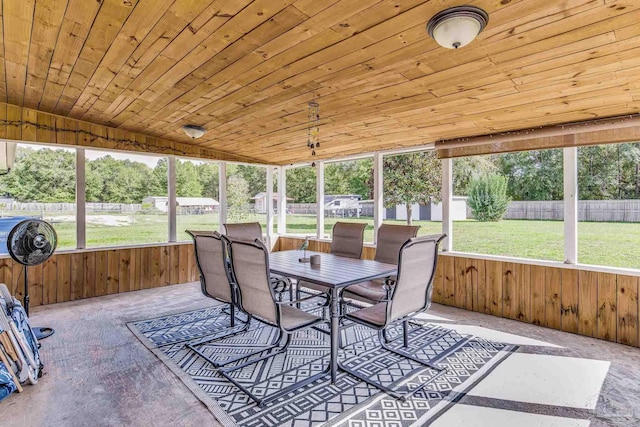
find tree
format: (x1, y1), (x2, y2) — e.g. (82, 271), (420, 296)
(468, 174), (509, 221)
(286, 167), (316, 203)
(0, 147), (76, 202)
(176, 160), (203, 197)
(497, 150), (563, 201)
(227, 175), (250, 220)
(236, 164), (266, 198)
(453, 155), (497, 196)
(383, 151), (441, 225)
(197, 162), (219, 199)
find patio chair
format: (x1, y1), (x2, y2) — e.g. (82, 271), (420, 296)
(223, 222), (263, 242)
(297, 221), (366, 300)
(339, 234), (450, 401)
(219, 237), (327, 407)
(184, 230), (251, 367)
(223, 221), (292, 299)
(341, 224), (419, 305)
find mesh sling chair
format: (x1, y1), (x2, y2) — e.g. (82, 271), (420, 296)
(219, 237), (328, 407)
(184, 230), (251, 368)
(224, 222), (292, 299)
(339, 234), (451, 401)
(296, 221), (367, 301)
(342, 224), (419, 304)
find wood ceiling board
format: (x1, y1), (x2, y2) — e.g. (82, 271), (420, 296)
(3, 0), (35, 106)
(0, 2), (7, 103)
(2, 0), (640, 164)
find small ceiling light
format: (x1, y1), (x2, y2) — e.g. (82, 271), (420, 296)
(182, 125), (206, 139)
(427, 5), (488, 49)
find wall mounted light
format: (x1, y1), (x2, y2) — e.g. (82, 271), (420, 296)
(427, 5), (489, 49)
(182, 125), (206, 139)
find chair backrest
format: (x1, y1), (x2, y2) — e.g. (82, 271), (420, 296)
(227, 238), (278, 325)
(330, 222), (366, 259)
(388, 234), (446, 322)
(374, 224), (420, 265)
(223, 222), (263, 242)
(186, 230), (234, 303)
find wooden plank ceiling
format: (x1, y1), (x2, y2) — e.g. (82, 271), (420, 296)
(1, 0), (639, 165)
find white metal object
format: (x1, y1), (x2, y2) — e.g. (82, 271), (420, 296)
(316, 162), (325, 239)
(277, 167), (286, 235)
(168, 156), (177, 242)
(266, 166), (274, 248)
(442, 158), (453, 251)
(564, 147), (578, 264)
(373, 153), (383, 244)
(219, 162), (227, 231)
(76, 148), (86, 249)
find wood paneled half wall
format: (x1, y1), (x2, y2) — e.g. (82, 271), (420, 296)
(1, 243), (198, 307)
(276, 237), (639, 349)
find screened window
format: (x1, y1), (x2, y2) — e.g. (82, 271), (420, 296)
(85, 150), (167, 247)
(177, 159), (219, 241)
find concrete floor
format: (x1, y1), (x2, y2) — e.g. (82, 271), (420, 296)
(3, 282), (640, 427)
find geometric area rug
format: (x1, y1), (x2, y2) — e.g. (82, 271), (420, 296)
(128, 303), (517, 427)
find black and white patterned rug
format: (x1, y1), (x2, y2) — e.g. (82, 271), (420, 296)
(128, 303), (517, 427)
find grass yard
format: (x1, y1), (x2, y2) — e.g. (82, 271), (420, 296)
(36, 212), (640, 271)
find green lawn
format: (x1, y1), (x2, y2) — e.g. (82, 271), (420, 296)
(43, 212), (640, 270)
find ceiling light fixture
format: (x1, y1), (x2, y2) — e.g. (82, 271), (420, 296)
(182, 124), (206, 139)
(427, 5), (488, 49)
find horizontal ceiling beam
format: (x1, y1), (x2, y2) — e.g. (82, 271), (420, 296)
(0, 102), (262, 164)
(436, 114), (640, 158)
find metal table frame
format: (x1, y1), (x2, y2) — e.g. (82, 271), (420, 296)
(268, 250), (397, 384)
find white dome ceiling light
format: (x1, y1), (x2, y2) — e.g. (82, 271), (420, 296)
(427, 6), (489, 50)
(182, 125), (206, 139)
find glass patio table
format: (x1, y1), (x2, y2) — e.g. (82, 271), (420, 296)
(268, 250), (397, 384)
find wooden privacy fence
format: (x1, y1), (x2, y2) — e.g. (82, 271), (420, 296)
(0, 243), (198, 307)
(504, 200), (640, 222)
(276, 237), (639, 349)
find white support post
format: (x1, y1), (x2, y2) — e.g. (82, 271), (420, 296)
(441, 158), (453, 251)
(316, 162), (325, 239)
(168, 156), (177, 242)
(564, 146), (578, 264)
(76, 148), (86, 249)
(219, 162), (227, 232)
(373, 153), (384, 244)
(277, 167), (286, 235)
(266, 166), (274, 248)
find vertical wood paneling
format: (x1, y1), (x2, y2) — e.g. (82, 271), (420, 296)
(432, 262), (444, 304)
(118, 249), (131, 293)
(82, 252), (96, 299)
(503, 262), (517, 320)
(561, 269), (579, 334)
(617, 275), (639, 347)
(484, 260), (503, 316)
(43, 257), (57, 305)
(28, 264), (43, 308)
(132, 248), (141, 292)
(94, 251), (108, 297)
(579, 270), (598, 338)
(106, 250), (119, 295)
(442, 256), (455, 307)
(545, 267), (562, 330)
(70, 253), (84, 301)
(472, 259), (485, 313)
(56, 255), (71, 303)
(596, 272), (617, 342)
(530, 265), (546, 326)
(454, 257), (468, 309)
(170, 245), (180, 285)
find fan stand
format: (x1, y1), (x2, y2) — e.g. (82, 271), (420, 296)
(22, 265), (54, 340)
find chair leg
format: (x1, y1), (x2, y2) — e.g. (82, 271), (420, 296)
(230, 303), (236, 328)
(340, 328), (469, 402)
(218, 333), (331, 407)
(186, 314), (257, 369)
(403, 320), (409, 348)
